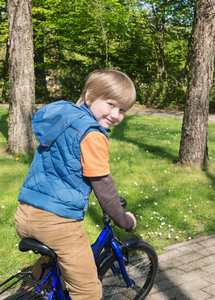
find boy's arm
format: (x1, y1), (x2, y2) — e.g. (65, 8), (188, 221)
(89, 174), (135, 229)
(80, 131), (136, 229)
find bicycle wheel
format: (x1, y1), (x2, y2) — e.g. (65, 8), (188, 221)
(99, 240), (158, 300)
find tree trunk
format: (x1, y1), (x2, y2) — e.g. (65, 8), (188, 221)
(179, 0), (215, 167)
(7, 0), (37, 153)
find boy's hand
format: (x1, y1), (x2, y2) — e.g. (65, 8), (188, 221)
(126, 212), (137, 229)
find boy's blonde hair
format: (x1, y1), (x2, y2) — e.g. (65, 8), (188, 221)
(76, 69), (136, 110)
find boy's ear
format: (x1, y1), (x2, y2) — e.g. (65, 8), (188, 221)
(85, 90), (91, 106)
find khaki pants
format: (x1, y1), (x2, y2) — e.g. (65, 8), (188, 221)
(15, 202), (102, 300)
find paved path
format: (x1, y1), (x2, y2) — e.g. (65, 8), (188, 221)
(127, 106), (215, 123)
(1, 103), (215, 123)
(147, 234), (215, 300)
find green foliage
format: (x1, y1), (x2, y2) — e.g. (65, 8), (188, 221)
(29, 0), (195, 106)
(0, 107), (215, 280)
(139, 79), (186, 108)
(0, 0), (8, 43)
(4, 0), (215, 111)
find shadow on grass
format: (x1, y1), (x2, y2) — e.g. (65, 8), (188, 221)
(110, 115), (179, 162)
(0, 110), (9, 142)
(202, 165), (215, 233)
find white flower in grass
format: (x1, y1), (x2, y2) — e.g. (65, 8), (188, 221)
(161, 222), (165, 226)
(154, 202), (158, 205)
(96, 224), (99, 227)
(151, 217), (153, 220)
(168, 234), (171, 239)
(92, 202), (96, 205)
(146, 225), (149, 227)
(138, 204), (141, 207)
(134, 181), (138, 186)
(1, 206), (5, 208)
(29, 250), (33, 254)
(175, 236), (179, 239)
(145, 196), (148, 198)
(168, 225), (171, 227)
(159, 233), (162, 236)
(207, 201), (210, 203)
(15, 244), (18, 247)
(18, 270), (21, 273)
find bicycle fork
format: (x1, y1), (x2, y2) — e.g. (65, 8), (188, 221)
(110, 240), (135, 288)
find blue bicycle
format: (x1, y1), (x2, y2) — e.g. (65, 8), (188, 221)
(0, 198), (158, 299)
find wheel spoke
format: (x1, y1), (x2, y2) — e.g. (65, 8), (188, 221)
(100, 241), (158, 299)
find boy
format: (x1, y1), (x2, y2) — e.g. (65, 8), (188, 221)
(15, 69), (137, 299)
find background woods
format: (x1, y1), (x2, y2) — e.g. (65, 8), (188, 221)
(1, 0), (215, 166)
(0, 0), (202, 108)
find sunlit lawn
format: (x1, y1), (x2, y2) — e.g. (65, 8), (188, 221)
(0, 107), (215, 281)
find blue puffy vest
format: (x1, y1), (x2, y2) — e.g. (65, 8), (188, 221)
(18, 101), (109, 220)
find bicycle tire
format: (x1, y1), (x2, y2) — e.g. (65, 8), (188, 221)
(98, 240), (158, 300)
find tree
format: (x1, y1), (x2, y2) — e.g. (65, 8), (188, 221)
(179, 0), (215, 166)
(7, 0), (37, 153)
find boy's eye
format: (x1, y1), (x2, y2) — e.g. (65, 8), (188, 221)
(108, 102), (114, 106)
(120, 108), (126, 113)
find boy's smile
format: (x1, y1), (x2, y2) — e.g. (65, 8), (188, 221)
(86, 99), (126, 129)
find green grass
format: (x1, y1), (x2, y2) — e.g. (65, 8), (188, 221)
(0, 108), (215, 282)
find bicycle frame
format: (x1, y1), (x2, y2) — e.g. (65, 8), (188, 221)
(92, 221), (135, 288)
(32, 221), (135, 300)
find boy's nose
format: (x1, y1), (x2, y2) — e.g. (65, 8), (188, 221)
(111, 108), (119, 119)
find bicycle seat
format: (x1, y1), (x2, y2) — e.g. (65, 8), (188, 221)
(19, 238), (57, 260)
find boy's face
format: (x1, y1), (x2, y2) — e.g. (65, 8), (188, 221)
(86, 98), (126, 129)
